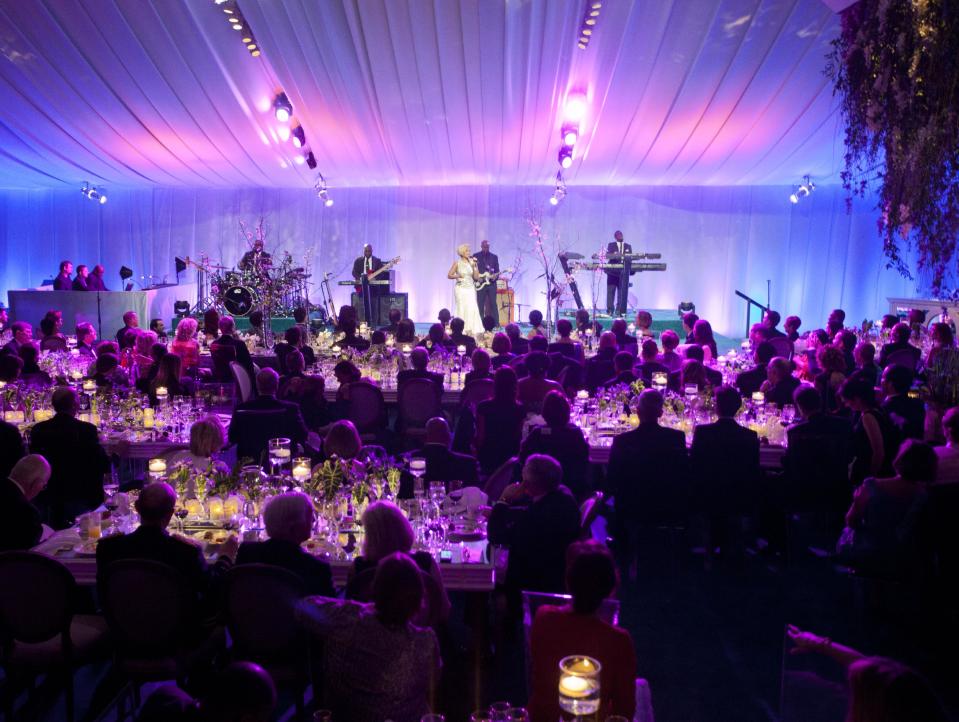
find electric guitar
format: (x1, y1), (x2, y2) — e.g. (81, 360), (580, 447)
(474, 266), (513, 291)
(354, 256), (401, 294)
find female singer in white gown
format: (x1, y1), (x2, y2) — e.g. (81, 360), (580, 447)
(448, 243), (483, 336)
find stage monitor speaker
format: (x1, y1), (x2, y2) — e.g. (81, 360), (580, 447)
(496, 288), (514, 327)
(351, 292), (408, 326)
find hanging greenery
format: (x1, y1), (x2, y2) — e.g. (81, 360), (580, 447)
(826, 0), (959, 297)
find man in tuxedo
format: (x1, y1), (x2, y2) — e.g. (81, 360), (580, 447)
(448, 317), (477, 354)
(761, 357), (801, 408)
(72, 264), (91, 291)
(378, 308), (402, 336)
(0, 455), (50, 551)
(236, 492), (334, 597)
(408, 417), (479, 492)
(229, 368), (309, 451)
(53, 260), (73, 290)
(735, 341), (775, 396)
(878, 322), (921, 369)
(605, 231), (632, 316)
(881, 364), (925, 440)
(763, 310), (786, 338)
(608, 389), (689, 531)
(601, 351), (640, 389)
(488, 454), (580, 597)
(635, 339), (669, 385)
(211, 315), (255, 380)
(351, 244), (386, 324)
(114, 311), (139, 348)
(87, 264), (108, 291)
(504, 324), (529, 355)
(97, 483), (236, 622)
(397, 348), (444, 390)
(585, 331), (618, 392)
(30, 387), (110, 528)
(690, 386), (760, 535)
(1, 322), (32, 357)
(474, 239), (500, 325)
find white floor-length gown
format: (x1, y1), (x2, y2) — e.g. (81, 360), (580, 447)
(453, 258), (484, 337)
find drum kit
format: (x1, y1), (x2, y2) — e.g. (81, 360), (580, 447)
(190, 252), (312, 318)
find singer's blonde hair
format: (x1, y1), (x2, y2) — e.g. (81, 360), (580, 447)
(457, 243), (471, 257)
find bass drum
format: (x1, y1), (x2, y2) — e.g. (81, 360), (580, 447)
(222, 286), (256, 317)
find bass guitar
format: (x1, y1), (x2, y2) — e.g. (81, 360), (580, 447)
(354, 256), (401, 294)
(474, 266), (513, 291)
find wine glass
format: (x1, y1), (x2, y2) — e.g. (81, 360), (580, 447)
(448, 479), (464, 505)
(410, 457), (426, 499)
(174, 505), (189, 533)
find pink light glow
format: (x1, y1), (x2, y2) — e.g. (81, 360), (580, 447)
(564, 93), (588, 123)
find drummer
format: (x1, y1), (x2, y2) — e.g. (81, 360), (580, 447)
(238, 239), (272, 274)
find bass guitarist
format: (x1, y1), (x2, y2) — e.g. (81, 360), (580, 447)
(474, 239), (500, 325)
(351, 244), (386, 325)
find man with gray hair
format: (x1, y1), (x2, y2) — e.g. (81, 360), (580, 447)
(0, 455), (50, 550)
(488, 454), (580, 598)
(228, 368), (308, 455)
(236, 492), (334, 596)
(210, 314), (255, 379)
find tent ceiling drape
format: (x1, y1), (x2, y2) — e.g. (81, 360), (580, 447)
(0, 0), (843, 189)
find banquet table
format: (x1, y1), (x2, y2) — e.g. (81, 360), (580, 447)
(587, 437), (786, 468)
(34, 528), (496, 592)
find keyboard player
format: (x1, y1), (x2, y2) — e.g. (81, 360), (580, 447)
(605, 230), (632, 316)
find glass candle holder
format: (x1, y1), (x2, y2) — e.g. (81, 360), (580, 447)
(155, 386), (169, 403)
(82, 379), (96, 392)
(292, 457), (312, 483)
(147, 458), (167, 483)
(558, 655), (601, 717)
(268, 437), (292, 475)
(651, 372), (668, 390)
(751, 391), (765, 406)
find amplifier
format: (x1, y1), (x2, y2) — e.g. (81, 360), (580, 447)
(351, 292), (409, 325)
(496, 288), (514, 327)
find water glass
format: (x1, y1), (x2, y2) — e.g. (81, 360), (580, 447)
(506, 708), (529, 721)
(410, 457), (426, 498)
(429, 481), (446, 506)
(488, 701), (511, 720)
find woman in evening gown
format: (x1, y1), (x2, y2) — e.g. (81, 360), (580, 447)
(448, 244), (483, 336)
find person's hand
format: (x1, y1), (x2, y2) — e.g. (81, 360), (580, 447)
(220, 534), (239, 560)
(787, 624), (828, 654)
(500, 482), (525, 504)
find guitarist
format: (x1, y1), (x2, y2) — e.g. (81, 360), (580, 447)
(351, 244), (386, 325)
(474, 239), (500, 326)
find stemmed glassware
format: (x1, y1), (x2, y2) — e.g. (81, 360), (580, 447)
(268, 437), (291, 477)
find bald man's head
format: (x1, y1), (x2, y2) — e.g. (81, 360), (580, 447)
(136, 483), (176, 526)
(9, 454), (51, 501)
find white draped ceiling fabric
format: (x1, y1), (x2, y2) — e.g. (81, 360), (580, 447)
(0, 0), (918, 333)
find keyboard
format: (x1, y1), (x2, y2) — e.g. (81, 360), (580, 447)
(572, 262), (667, 272)
(339, 280), (390, 286)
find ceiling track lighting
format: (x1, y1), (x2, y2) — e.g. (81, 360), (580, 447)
(80, 182), (107, 205)
(214, 1), (260, 58)
(577, 0), (601, 50)
(561, 123), (580, 146)
(558, 145), (574, 169)
(789, 175), (815, 204)
(314, 173), (334, 207)
(273, 92), (293, 122)
(291, 125), (306, 148)
(550, 171), (568, 206)
(305, 151), (317, 170)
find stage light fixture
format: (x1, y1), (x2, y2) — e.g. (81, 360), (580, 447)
(291, 125), (306, 148)
(592, 1), (602, 7)
(80, 182), (107, 204)
(305, 151), (317, 170)
(241, 36), (252, 43)
(294, 155), (305, 165)
(251, 50), (260, 57)
(789, 175), (815, 204)
(561, 123), (579, 146)
(585, 17), (596, 25)
(577, 42), (587, 50)
(582, 28), (592, 36)
(550, 170), (567, 206)
(564, 92), (587, 122)
(314, 174), (334, 207)
(273, 92), (292, 122)
(173, 300), (191, 318)
(558, 146), (574, 169)
(119, 266), (133, 281)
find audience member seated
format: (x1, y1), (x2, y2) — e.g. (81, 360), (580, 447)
(96, 483), (237, 623)
(528, 541), (636, 722)
(0, 414), (25, 480)
(30, 387), (110, 528)
(784, 315), (801, 342)
(879, 322), (921, 369)
(835, 329), (858, 375)
(437, 308), (452, 333)
(408, 418), (479, 492)
(211, 315), (255, 380)
(170, 318), (201, 374)
(322, 420), (362, 462)
(608, 389), (689, 530)
(296, 553), (441, 722)
(585, 331), (618, 392)
(336, 318), (371, 351)
(926, 321), (956, 370)
(18, 343), (51, 388)
(520, 391), (590, 501)
(448, 317), (476, 353)
(517, 351), (563, 411)
(1, 321), (32, 357)
(827, 308), (846, 337)
(274, 325), (315, 374)
(610, 319), (637, 357)
(526, 309), (546, 339)
(229, 368), (308, 453)
(574, 309), (601, 339)
(398, 347), (444, 389)
(349, 501), (450, 621)
(548, 319), (585, 363)
(934, 407), (959, 484)
(133, 329), (159, 377)
(149, 353), (193, 403)
(635, 310), (655, 338)
(149, 318), (167, 342)
(278, 351), (327, 429)
(760, 357), (801, 408)
(837, 440), (936, 575)
(76, 322), (98, 358)
(691, 386), (760, 554)
(602, 351), (639, 389)
(736, 341), (775, 396)
(236, 492), (334, 596)
(853, 341), (879, 387)
(763, 309), (786, 339)
(488, 455), (580, 598)
(114, 310), (139, 348)
(395, 318), (418, 345)
(681, 311), (698, 343)
(0, 354), (22, 383)
(0, 455), (49, 551)
(476, 367), (526, 474)
(692, 319), (718, 360)
(783, 386), (853, 512)
(840, 375), (900, 485)
(505, 323), (529, 355)
(814, 344), (847, 414)
(378, 308), (402, 336)
(137, 661), (276, 722)
(656, 329), (682, 372)
(166, 416), (229, 474)
(880, 364), (925, 441)
(749, 322), (772, 347)
(417, 323), (450, 355)
(38, 315), (66, 352)
(490, 332), (515, 369)
(464, 347), (492, 385)
(635, 339), (669, 384)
